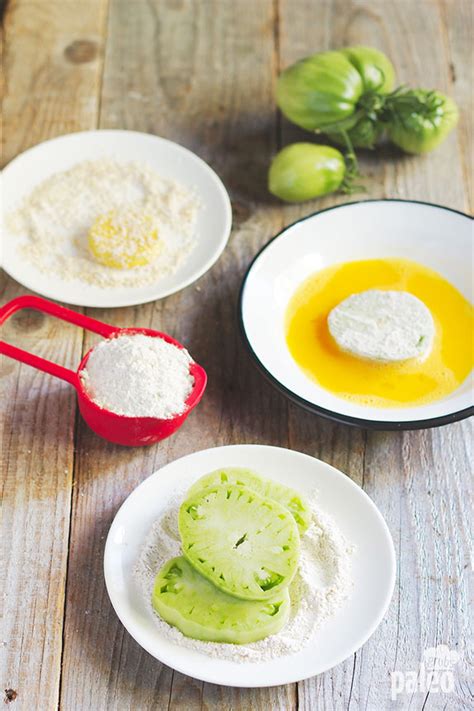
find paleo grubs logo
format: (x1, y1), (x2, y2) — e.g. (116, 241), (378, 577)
(390, 645), (460, 700)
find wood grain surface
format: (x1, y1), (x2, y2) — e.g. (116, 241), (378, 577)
(1, 1), (472, 710)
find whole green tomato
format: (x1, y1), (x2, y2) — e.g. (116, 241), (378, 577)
(276, 51), (363, 131)
(342, 46), (395, 94)
(276, 46), (396, 135)
(324, 46), (395, 147)
(387, 90), (459, 153)
(326, 116), (384, 149)
(268, 143), (345, 202)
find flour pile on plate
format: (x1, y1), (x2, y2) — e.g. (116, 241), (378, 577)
(134, 488), (354, 662)
(6, 159), (200, 288)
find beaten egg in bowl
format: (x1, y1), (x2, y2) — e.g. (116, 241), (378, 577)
(285, 258), (473, 408)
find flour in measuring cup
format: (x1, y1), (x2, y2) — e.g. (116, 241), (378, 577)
(80, 334), (194, 418)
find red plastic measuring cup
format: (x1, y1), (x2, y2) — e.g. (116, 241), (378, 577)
(0, 296), (207, 446)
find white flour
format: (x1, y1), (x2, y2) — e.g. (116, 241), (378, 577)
(6, 159), (200, 288)
(80, 334), (194, 418)
(134, 488), (354, 661)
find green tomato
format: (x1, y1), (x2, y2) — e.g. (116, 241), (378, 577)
(268, 143), (345, 202)
(342, 46), (395, 94)
(387, 90), (459, 154)
(276, 51), (363, 131)
(326, 116), (384, 149)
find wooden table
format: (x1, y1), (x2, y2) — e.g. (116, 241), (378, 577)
(1, 1), (472, 709)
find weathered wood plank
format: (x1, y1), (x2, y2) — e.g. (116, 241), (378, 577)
(1, 0), (109, 165)
(278, 1), (472, 709)
(58, 1), (296, 709)
(438, 0), (473, 213)
(0, 1), (108, 709)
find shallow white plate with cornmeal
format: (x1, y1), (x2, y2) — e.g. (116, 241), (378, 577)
(239, 200), (473, 429)
(1, 130), (232, 307)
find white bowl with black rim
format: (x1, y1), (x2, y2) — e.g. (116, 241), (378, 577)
(239, 200), (473, 430)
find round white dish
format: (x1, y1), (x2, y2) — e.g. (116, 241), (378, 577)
(1, 130), (232, 307)
(104, 444), (396, 687)
(239, 200), (473, 430)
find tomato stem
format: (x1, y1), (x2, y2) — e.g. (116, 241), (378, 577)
(313, 84), (449, 194)
(338, 129), (364, 194)
(379, 86), (445, 125)
(315, 109), (366, 134)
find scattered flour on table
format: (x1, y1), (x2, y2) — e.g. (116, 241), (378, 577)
(5, 159), (200, 288)
(80, 334), (194, 418)
(134, 488), (354, 661)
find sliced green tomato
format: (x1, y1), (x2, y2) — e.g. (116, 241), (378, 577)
(187, 467), (311, 533)
(179, 484), (300, 600)
(152, 557), (290, 644)
(268, 143), (345, 203)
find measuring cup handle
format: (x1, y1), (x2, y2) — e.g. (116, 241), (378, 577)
(0, 296), (117, 336)
(0, 295), (118, 386)
(0, 341), (79, 386)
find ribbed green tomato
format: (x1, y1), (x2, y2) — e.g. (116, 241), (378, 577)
(276, 51), (363, 131)
(325, 47), (395, 147)
(268, 143), (345, 202)
(387, 90), (459, 154)
(276, 47), (396, 134)
(342, 46), (395, 94)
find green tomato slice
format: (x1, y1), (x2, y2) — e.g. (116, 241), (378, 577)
(179, 484), (300, 600)
(187, 467), (311, 533)
(152, 556), (290, 644)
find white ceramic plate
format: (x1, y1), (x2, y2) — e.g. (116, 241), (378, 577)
(104, 444), (396, 687)
(239, 200), (473, 430)
(1, 130), (232, 307)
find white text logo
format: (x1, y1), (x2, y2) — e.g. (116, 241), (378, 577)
(390, 645), (460, 701)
